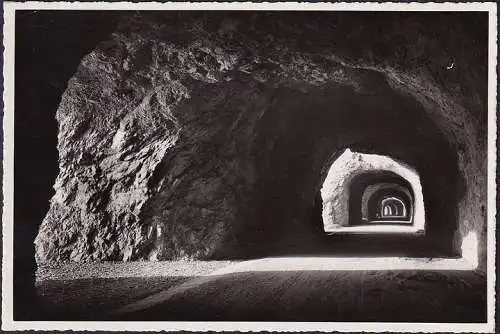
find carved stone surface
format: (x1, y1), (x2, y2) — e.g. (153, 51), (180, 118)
(34, 12), (487, 267)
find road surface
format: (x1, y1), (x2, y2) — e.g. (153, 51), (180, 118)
(111, 257), (486, 322)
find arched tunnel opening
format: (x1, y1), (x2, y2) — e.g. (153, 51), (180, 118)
(352, 172), (415, 224)
(320, 149), (425, 233)
(230, 72), (465, 259)
(367, 190), (412, 222)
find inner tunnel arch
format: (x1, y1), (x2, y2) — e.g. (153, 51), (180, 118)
(368, 191), (412, 222)
(379, 197), (407, 218)
(241, 72), (465, 258)
(354, 175), (415, 225)
(320, 149), (425, 234)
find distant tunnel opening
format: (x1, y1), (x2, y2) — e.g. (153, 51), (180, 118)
(321, 150), (425, 232)
(371, 194), (410, 221)
(244, 74), (465, 258)
(351, 172), (415, 225)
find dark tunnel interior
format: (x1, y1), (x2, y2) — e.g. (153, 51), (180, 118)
(238, 75), (465, 258)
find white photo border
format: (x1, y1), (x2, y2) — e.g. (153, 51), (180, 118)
(2, 1), (497, 332)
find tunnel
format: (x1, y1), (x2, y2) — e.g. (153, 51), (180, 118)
(230, 75), (463, 258)
(367, 190), (412, 222)
(29, 11), (486, 274)
(35, 60), (472, 262)
(355, 175), (415, 225)
(369, 192), (411, 222)
(320, 149), (424, 233)
(11, 11), (488, 322)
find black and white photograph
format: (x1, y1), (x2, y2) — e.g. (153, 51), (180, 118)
(1, 2), (497, 332)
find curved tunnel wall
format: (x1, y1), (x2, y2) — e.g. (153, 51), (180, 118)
(320, 149), (425, 233)
(32, 12), (486, 269)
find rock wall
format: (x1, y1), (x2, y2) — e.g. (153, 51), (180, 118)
(34, 12), (488, 268)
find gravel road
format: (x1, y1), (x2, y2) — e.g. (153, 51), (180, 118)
(35, 260), (235, 320)
(35, 259), (486, 322)
(36, 260), (235, 280)
(120, 269), (486, 322)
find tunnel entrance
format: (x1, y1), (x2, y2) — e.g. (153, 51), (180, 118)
(246, 79), (464, 259)
(351, 172), (415, 226)
(378, 197), (407, 219)
(321, 149), (425, 235)
(371, 194), (410, 222)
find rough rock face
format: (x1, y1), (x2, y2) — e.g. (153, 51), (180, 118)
(35, 12), (487, 268)
(320, 149), (424, 232)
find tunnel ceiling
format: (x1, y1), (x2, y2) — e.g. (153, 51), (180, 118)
(34, 12), (487, 267)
